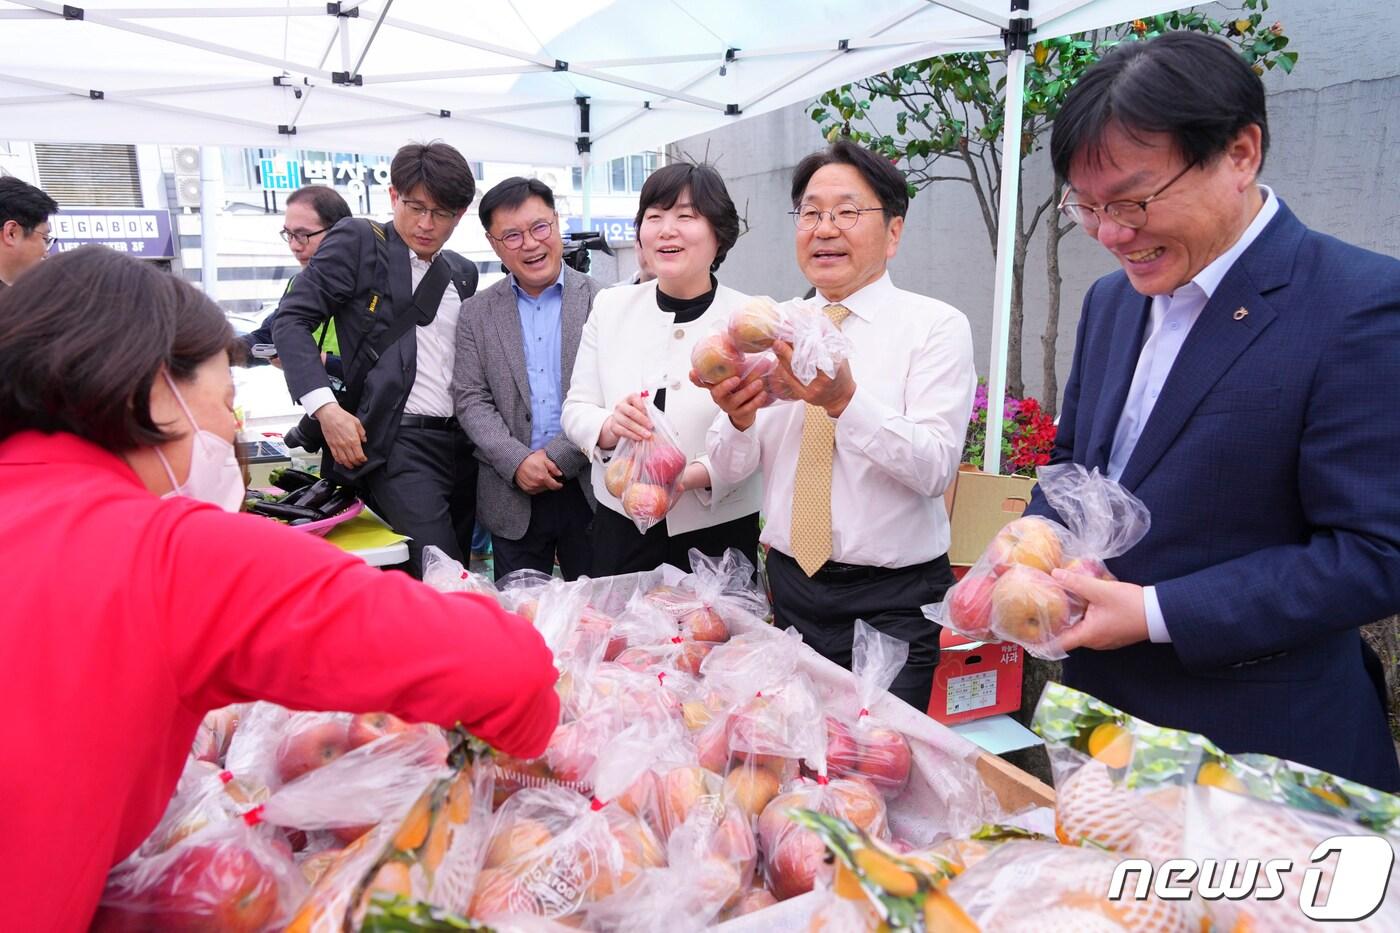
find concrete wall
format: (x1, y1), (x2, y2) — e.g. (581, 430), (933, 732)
(671, 0), (1400, 408)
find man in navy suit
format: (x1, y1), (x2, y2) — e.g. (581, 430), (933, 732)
(1030, 32), (1400, 789)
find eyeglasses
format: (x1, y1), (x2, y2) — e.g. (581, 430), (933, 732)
(788, 203), (884, 231)
(400, 199), (459, 224)
(38, 232), (56, 248)
(488, 219), (555, 251)
(279, 226), (330, 245)
(1058, 160), (1198, 231)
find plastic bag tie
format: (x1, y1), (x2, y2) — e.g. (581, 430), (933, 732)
(241, 804), (265, 826)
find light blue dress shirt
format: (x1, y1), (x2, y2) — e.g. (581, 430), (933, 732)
(1107, 187), (1279, 643)
(512, 267), (565, 451)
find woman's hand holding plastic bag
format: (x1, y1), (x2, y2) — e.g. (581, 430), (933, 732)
(603, 393), (689, 533)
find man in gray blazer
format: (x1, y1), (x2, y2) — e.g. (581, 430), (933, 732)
(454, 177), (603, 580)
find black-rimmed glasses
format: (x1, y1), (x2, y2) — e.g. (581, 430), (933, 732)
(280, 226), (330, 245)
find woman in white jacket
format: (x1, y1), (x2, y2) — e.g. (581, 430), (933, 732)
(562, 163), (762, 575)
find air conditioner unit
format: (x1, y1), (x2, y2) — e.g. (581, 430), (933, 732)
(175, 175), (202, 209)
(173, 146), (201, 208)
(173, 146), (200, 175)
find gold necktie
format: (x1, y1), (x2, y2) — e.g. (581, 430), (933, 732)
(789, 302), (851, 576)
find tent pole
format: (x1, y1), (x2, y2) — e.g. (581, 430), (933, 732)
(198, 145), (223, 304)
(985, 9), (1030, 475)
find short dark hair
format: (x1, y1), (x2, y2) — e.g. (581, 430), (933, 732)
(478, 177), (556, 232)
(1051, 31), (1269, 181)
(0, 176), (59, 231)
(285, 184), (351, 228)
(634, 162), (739, 272)
(0, 246), (234, 451)
(390, 142), (476, 212)
(790, 140), (909, 220)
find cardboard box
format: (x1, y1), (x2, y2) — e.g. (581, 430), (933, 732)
(927, 629), (1024, 726)
(947, 468), (1038, 566)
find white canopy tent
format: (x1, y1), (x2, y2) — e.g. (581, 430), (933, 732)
(0, 0), (1186, 472)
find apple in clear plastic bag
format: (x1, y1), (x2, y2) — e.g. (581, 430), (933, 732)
(946, 571), (998, 639)
(604, 455), (632, 498)
(989, 517), (1064, 573)
(990, 563), (1071, 645)
(274, 720), (350, 784)
(641, 444), (686, 486)
(622, 482), (670, 523)
(690, 333), (746, 385)
(727, 298), (783, 353)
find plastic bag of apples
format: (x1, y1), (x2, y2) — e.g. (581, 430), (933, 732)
(602, 392), (689, 533)
(824, 621), (915, 799)
(691, 297), (853, 401)
(92, 819), (308, 933)
(284, 730), (496, 931)
(932, 463), (1151, 659)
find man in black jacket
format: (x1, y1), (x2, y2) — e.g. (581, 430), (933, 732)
(273, 143), (480, 576)
(0, 177), (58, 290)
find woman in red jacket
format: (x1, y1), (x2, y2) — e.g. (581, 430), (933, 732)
(0, 246), (560, 930)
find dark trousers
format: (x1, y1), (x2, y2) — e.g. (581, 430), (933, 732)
(491, 477), (594, 582)
(362, 421), (477, 578)
(766, 548), (955, 713)
(591, 505), (760, 577)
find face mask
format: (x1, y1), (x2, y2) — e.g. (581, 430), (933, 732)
(154, 371), (246, 513)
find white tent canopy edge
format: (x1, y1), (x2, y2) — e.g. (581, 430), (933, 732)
(0, 0), (1189, 474)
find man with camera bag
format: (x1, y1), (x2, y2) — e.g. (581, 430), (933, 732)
(274, 142), (479, 576)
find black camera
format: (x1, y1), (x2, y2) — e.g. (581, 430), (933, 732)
(561, 231), (615, 275)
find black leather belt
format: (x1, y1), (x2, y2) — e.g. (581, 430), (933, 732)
(809, 554), (949, 583)
(400, 414), (459, 430)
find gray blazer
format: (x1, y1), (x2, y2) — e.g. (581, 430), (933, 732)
(453, 266), (603, 540)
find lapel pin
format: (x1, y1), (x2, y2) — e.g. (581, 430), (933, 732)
(1233, 307), (1249, 321)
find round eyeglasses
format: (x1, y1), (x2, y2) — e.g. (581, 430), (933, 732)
(488, 219), (555, 250)
(788, 204), (884, 231)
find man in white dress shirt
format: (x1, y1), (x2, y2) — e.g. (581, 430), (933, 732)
(274, 143), (479, 576)
(699, 141), (976, 711)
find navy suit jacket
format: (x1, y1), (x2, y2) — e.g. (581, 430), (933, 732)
(1028, 201), (1400, 789)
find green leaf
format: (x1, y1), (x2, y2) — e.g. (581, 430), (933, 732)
(1279, 50), (1297, 73)
(809, 107), (828, 124)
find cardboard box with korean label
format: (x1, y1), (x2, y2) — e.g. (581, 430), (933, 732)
(927, 629), (1023, 726)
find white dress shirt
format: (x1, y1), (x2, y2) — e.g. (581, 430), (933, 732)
(706, 273), (976, 569)
(301, 247), (463, 419)
(561, 280), (763, 536)
(1109, 187), (1279, 642)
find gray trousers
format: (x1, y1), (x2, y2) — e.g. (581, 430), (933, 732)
(363, 422), (477, 578)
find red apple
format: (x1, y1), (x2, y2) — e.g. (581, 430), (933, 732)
(484, 817), (553, 869)
(690, 333), (746, 385)
(852, 726), (912, 796)
(990, 563), (1071, 645)
(676, 640), (713, 675)
(681, 607), (729, 643)
(729, 887), (778, 917)
(727, 299), (783, 353)
(764, 826), (829, 901)
(156, 841), (281, 932)
(945, 571), (998, 639)
(825, 716), (861, 776)
(614, 646), (657, 672)
(347, 711), (412, 750)
(829, 777), (888, 836)
(696, 719), (733, 773)
(604, 455), (633, 498)
(274, 720), (350, 785)
(622, 482), (670, 524)
(641, 444), (686, 487)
